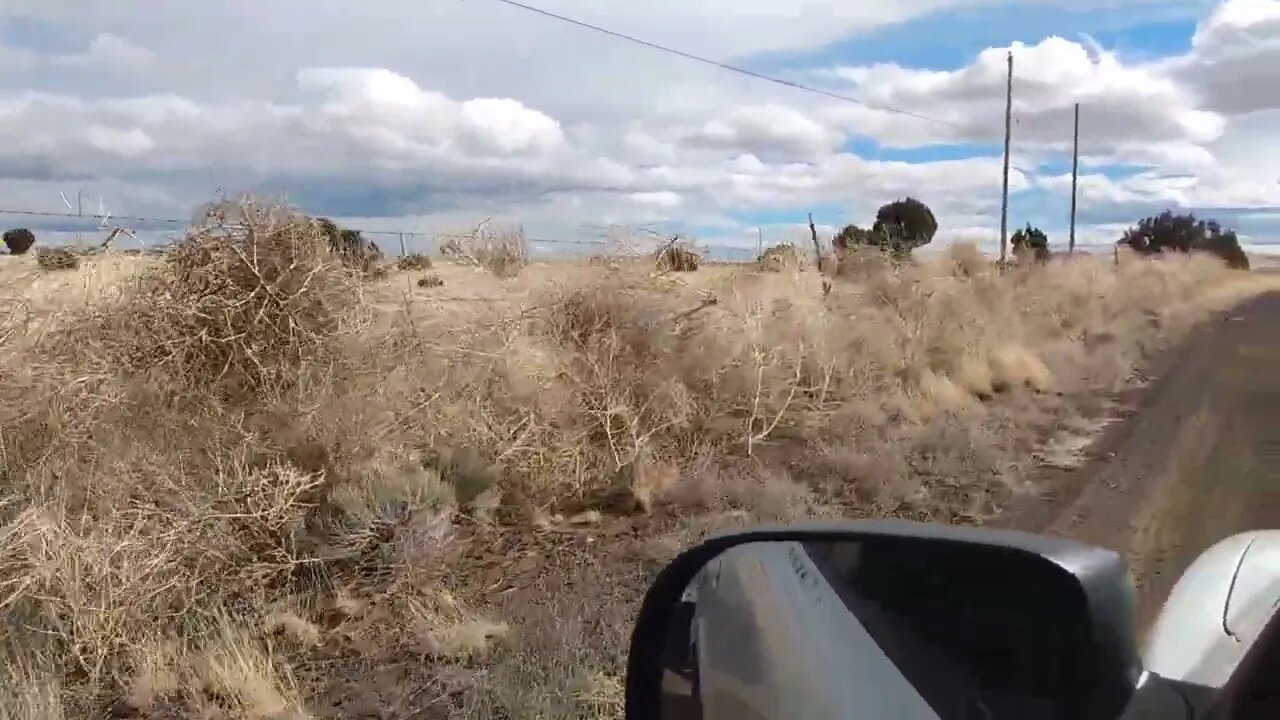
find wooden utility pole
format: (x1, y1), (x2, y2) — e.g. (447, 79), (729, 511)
(999, 50), (1013, 265)
(1069, 103), (1080, 256)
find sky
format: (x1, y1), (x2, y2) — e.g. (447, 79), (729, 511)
(1, 0), (1279, 258)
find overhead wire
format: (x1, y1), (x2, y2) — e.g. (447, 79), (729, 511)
(487, 0), (967, 129)
(486, 0), (1082, 184)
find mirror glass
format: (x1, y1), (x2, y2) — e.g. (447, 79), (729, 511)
(656, 538), (1101, 720)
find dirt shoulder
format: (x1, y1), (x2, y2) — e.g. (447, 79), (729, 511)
(991, 291), (1280, 630)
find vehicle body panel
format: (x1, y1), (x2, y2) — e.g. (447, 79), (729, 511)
(1144, 530), (1280, 689)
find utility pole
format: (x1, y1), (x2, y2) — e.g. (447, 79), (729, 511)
(756, 227), (763, 258)
(76, 187), (84, 246)
(999, 50), (1013, 266)
(1069, 103), (1080, 256)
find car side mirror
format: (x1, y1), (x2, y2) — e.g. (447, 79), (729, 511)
(624, 519), (1142, 720)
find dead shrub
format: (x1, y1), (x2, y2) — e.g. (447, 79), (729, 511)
(397, 253), (433, 271)
(478, 234), (528, 278)
(0, 197), (478, 716)
(422, 274), (703, 507)
(34, 247), (79, 271)
(654, 239), (701, 272)
(438, 224), (528, 278)
(73, 202), (366, 400)
(315, 217), (384, 274)
(417, 273), (445, 288)
(757, 243), (805, 272)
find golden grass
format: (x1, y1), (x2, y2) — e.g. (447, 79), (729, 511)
(1245, 250), (1280, 274)
(2, 206), (1278, 717)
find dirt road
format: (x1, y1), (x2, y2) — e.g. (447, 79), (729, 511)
(994, 291), (1280, 629)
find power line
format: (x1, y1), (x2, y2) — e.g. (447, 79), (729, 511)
(487, 0), (965, 128)
(490, 2), (1085, 187)
(0, 208), (186, 225)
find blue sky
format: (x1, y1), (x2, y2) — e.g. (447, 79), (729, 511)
(0, 0), (1277, 256)
(710, 0), (1246, 250)
(750, 4), (1202, 79)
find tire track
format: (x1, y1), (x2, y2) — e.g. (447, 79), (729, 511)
(993, 292), (1280, 629)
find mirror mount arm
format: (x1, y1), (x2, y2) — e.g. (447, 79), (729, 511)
(625, 531), (750, 718)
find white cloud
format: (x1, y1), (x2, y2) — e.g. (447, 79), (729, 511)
(86, 125), (154, 157)
(298, 68), (565, 160)
(686, 104), (844, 160)
(1165, 0), (1280, 114)
(0, 0), (1276, 254)
(628, 191), (683, 207)
(800, 15), (1280, 228)
(820, 35), (1225, 161)
(51, 33), (155, 72)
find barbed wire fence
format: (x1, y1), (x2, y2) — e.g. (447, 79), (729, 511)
(0, 206), (783, 263)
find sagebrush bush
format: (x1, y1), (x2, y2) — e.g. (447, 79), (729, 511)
(397, 252), (433, 271)
(35, 246), (79, 270)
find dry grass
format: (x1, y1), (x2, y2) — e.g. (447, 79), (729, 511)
(1247, 251), (1280, 274)
(2, 207), (1277, 718)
